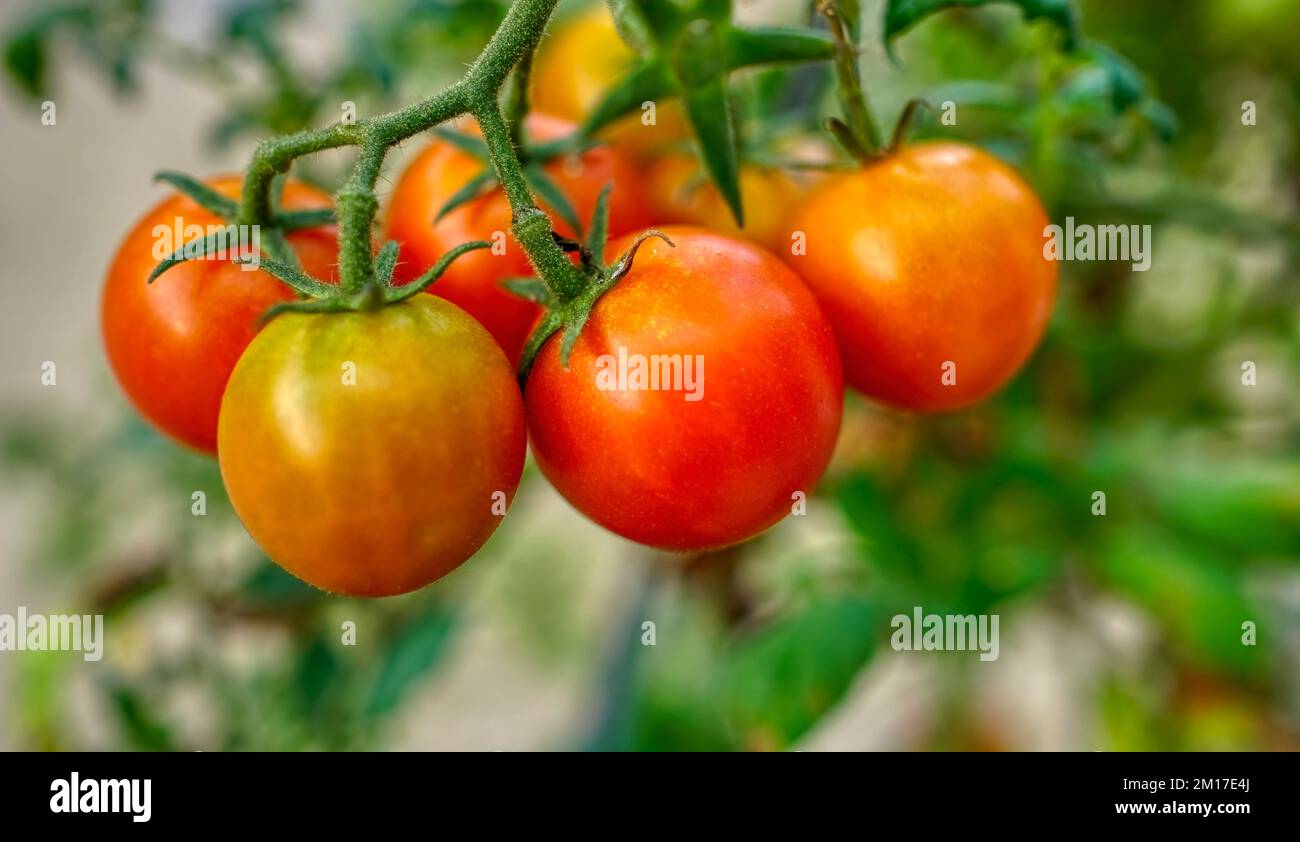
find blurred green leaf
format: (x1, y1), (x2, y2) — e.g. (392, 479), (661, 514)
(723, 596), (880, 750)
(107, 682), (176, 751)
(365, 606), (456, 718)
(1092, 528), (1267, 677)
(884, 0), (1079, 52)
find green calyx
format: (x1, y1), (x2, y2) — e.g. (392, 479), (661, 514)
(142, 0), (603, 336)
(583, 0), (835, 226)
(146, 169), (337, 284)
(511, 183), (673, 387)
(145, 167), (488, 323)
(428, 126), (598, 238)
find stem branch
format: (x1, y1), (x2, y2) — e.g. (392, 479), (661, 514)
(234, 0), (575, 300)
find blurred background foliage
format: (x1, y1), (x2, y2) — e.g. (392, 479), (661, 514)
(1, 0), (1297, 751)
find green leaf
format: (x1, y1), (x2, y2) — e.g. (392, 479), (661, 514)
(1139, 98), (1179, 142)
(386, 240), (491, 301)
(1092, 529), (1267, 677)
(586, 182), (613, 259)
(501, 277), (553, 306)
(884, 0), (1079, 52)
(431, 126), (488, 158)
(724, 27), (834, 69)
(374, 240), (400, 286)
(153, 170), (238, 218)
(433, 169), (497, 222)
(1085, 41), (1144, 112)
(525, 165), (584, 238)
(365, 607), (455, 718)
(516, 310), (565, 386)
(606, 0), (657, 52)
(148, 228), (246, 284)
(245, 257), (337, 298)
(559, 307), (593, 369)
(680, 79), (744, 226)
(3, 30), (46, 98)
(259, 227), (299, 270)
(723, 596), (881, 750)
(276, 208), (335, 231)
(107, 681), (175, 751)
(581, 59), (674, 138)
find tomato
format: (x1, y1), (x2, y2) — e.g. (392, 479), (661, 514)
(101, 176), (337, 454)
(525, 226), (843, 551)
(645, 154), (805, 256)
(787, 141), (1057, 412)
(532, 5), (689, 159)
(217, 296), (526, 597)
(385, 113), (652, 364)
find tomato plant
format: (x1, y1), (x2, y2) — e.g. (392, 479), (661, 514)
(788, 141), (1058, 412)
(524, 226), (843, 551)
(101, 175), (337, 453)
(384, 112), (652, 362)
(217, 295), (526, 597)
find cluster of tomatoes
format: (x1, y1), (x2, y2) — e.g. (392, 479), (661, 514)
(101, 9), (1056, 597)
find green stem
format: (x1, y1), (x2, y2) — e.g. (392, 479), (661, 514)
(473, 101), (586, 301)
(233, 0), (579, 301)
(503, 47), (534, 150)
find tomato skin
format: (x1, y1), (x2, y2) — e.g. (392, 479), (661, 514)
(533, 5), (689, 159)
(645, 154), (805, 256)
(101, 176), (337, 454)
(217, 296), (526, 597)
(384, 113), (652, 364)
(787, 141), (1057, 412)
(525, 226), (843, 552)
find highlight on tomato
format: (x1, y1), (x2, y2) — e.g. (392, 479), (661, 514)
(101, 175), (337, 454)
(787, 141), (1058, 413)
(524, 226), (844, 552)
(384, 113), (652, 363)
(217, 295), (526, 598)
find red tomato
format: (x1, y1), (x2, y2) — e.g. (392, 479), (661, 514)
(787, 142), (1057, 412)
(384, 113), (653, 363)
(525, 226), (844, 551)
(101, 176), (337, 454)
(218, 296), (526, 597)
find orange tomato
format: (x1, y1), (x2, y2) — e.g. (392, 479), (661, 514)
(787, 142), (1057, 412)
(219, 296), (526, 597)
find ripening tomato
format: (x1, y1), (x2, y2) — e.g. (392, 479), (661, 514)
(101, 176), (337, 454)
(787, 142), (1057, 412)
(385, 113), (652, 363)
(218, 296), (526, 597)
(525, 226), (843, 551)
(645, 154), (805, 255)
(532, 4), (689, 159)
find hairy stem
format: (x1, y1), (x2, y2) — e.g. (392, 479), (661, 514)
(234, 0), (577, 300)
